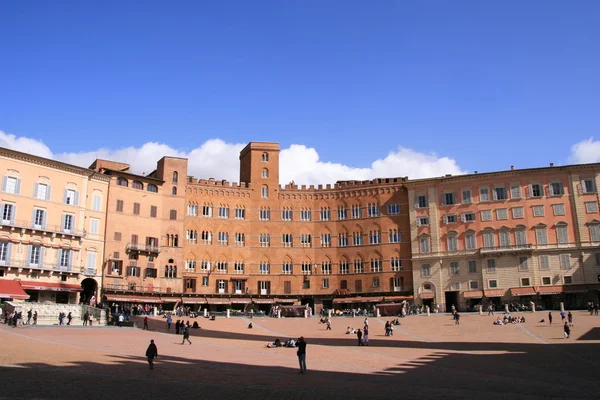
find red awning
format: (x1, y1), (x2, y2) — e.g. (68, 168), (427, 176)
(252, 298), (274, 304)
(420, 292), (435, 299)
(231, 298), (251, 304)
(206, 298), (231, 305)
(354, 297), (383, 303)
(161, 297), (180, 303)
(463, 290), (484, 299)
(537, 285), (564, 295)
(511, 287), (537, 296)
(181, 297), (207, 304)
(484, 289), (506, 298)
(19, 281), (82, 293)
(382, 295), (414, 302)
(104, 295), (163, 304)
(0, 280), (30, 299)
(333, 297), (359, 304)
(275, 298), (298, 304)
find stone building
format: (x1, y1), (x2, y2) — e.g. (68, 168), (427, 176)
(0, 147), (109, 304)
(407, 163), (600, 312)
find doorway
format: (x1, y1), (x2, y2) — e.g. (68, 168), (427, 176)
(81, 278), (98, 305)
(445, 291), (459, 312)
(301, 297), (314, 311)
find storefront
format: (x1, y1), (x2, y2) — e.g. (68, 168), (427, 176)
(20, 281), (82, 304)
(463, 290), (483, 312)
(483, 289), (506, 310)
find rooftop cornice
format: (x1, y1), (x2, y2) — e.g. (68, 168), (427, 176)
(0, 147), (101, 177)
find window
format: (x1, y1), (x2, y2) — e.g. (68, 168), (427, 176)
(62, 214), (74, 233)
(201, 230), (212, 244)
(515, 229), (527, 246)
(582, 179), (597, 194)
(339, 260), (349, 274)
(64, 189), (78, 205)
(301, 234), (312, 247)
(450, 283), (460, 291)
(447, 234), (458, 251)
(369, 230), (381, 245)
(510, 185), (522, 199)
(493, 187), (507, 201)
(259, 233), (270, 247)
(170, 210), (177, 220)
(367, 203), (380, 217)
(529, 183), (542, 198)
(340, 280), (348, 290)
(416, 195), (428, 208)
(462, 190), (472, 204)
(370, 258), (382, 273)
(150, 206), (157, 218)
(321, 262), (332, 275)
(488, 279), (498, 288)
(300, 209), (311, 221)
(550, 204), (566, 216)
(282, 233), (293, 247)
(172, 171), (178, 183)
(353, 232), (363, 246)
(262, 153), (269, 162)
(320, 207), (331, 221)
(585, 202), (598, 213)
(34, 183), (49, 200)
(218, 232), (229, 246)
(199, 260), (209, 272)
(92, 194), (102, 211)
(564, 276), (573, 284)
(549, 182), (564, 196)
(188, 204), (198, 216)
(261, 185), (268, 198)
(186, 230), (197, 244)
(388, 229), (401, 243)
(483, 231), (495, 248)
(497, 230), (509, 247)
(591, 224), (600, 242)
(469, 281), (479, 290)
(281, 262), (293, 275)
(116, 200), (124, 212)
(338, 206), (348, 220)
(542, 277), (551, 285)
(417, 217), (429, 226)
(450, 262), (459, 275)
(29, 245), (41, 266)
(532, 205), (544, 217)
(422, 264), (431, 277)
(468, 260), (477, 274)
(462, 212), (475, 222)
(218, 206), (229, 218)
(165, 266), (178, 279)
(487, 259), (496, 273)
(133, 202), (140, 215)
(1, 203), (15, 224)
(202, 205), (213, 217)
(262, 168), (268, 178)
(420, 237), (430, 253)
(147, 184), (158, 193)
(216, 261), (228, 273)
(372, 277), (380, 288)
(512, 207), (524, 219)
(387, 204), (400, 215)
(302, 262), (312, 275)
(495, 209), (507, 220)
(131, 181), (143, 190)
(539, 255), (550, 270)
(323, 278), (330, 289)
(90, 218), (99, 234)
(465, 233), (476, 250)
(479, 187), (490, 202)
(392, 277), (404, 290)
(259, 262), (270, 274)
(556, 224), (568, 244)
(338, 232), (349, 247)
(234, 232), (245, 246)
(521, 278), (530, 286)
(2, 176), (20, 194)
(560, 254), (571, 269)
(391, 258), (402, 271)
(58, 249), (71, 268)
(519, 256), (529, 271)
(481, 210), (492, 221)
(351, 205), (361, 219)
(320, 233), (331, 248)
(354, 259), (364, 273)
(234, 262), (244, 274)
(171, 186), (177, 196)
(235, 207), (246, 219)
(281, 208), (292, 221)
(535, 227), (548, 245)
(443, 214), (457, 224)
(443, 192), (456, 206)
(33, 209), (45, 228)
(185, 260), (196, 272)
(259, 208), (270, 221)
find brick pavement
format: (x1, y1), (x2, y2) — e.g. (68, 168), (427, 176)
(0, 312), (599, 399)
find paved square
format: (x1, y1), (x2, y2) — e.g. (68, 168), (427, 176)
(1, 312), (599, 399)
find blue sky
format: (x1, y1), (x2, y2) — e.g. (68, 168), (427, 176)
(1, 1), (599, 183)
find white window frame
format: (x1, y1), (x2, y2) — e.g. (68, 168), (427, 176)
(462, 189), (472, 204)
(512, 207), (524, 219)
(585, 202), (598, 214)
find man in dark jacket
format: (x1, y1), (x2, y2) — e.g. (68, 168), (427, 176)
(296, 336), (307, 374)
(146, 340), (158, 370)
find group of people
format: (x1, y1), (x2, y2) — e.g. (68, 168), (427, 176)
(4, 310), (36, 326)
(266, 338), (297, 348)
(493, 315), (526, 325)
(587, 302), (599, 315)
(264, 337), (307, 373)
(384, 319), (400, 335)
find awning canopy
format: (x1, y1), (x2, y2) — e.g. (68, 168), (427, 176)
(275, 298), (297, 304)
(420, 292), (435, 299)
(511, 287), (537, 296)
(484, 289), (506, 298)
(382, 295), (414, 302)
(206, 298), (231, 305)
(19, 281), (82, 293)
(354, 297), (383, 303)
(181, 297), (207, 304)
(104, 295), (162, 304)
(251, 298), (274, 304)
(0, 280), (30, 300)
(563, 284), (589, 294)
(333, 297), (358, 304)
(161, 297), (180, 303)
(231, 298), (251, 304)
(537, 286), (564, 295)
(463, 290), (484, 299)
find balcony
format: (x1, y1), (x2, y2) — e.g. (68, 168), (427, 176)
(80, 266), (97, 276)
(0, 259), (75, 273)
(479, 244), (533, 254)
(105, 284), (164, 294)
(0, 219), (86, 238)
(126, 243), (160, 254)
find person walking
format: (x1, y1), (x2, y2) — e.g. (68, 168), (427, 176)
(146, 340), (158, 369)
(143, 316), (149, 330)
(356, 328), (363, 346)
(326, 319), (331, 331)
(83, 311), (89, 326)
(118, 314), (124, 327)
(33, 311), (38, 326)
(454, 312), (461, 325)
(548, 312), (553, 325)
(181, 326), (192, 345)
(488, 304), (494, 316)
(59, 312), (64, 326)
(567, 311), (573, 327)
(26, 309), (32, 325)
(560, 310), (566, 323)
(364, 317), (368, 328)
(67, 312), (72, 325)
(363, 325), (369, 346)
(167, 315), (172, 331)
(564, 322), (571, 339)
(296, 336), (307, 374)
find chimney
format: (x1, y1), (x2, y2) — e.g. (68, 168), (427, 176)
(550, 162), (554, 167)
(474, 171), (478, 174)
(510, 166), (514, 170)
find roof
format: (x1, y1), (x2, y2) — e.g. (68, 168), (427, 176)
(0, 280), (29, 300)
(102, 168), (165, 183)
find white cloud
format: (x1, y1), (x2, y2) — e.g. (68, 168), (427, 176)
(0, 130), (466, 185)
(570, 137), (600, 164)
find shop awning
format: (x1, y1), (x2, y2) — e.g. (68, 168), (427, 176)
(19, 281), (82, 293)
(563, 285), (589, 294)
(355, 297), (383, 303)
(484, 289), (506, 298)
(161, 297), (181, 303)
(275, 298), (298, 304)
(333, 297), (358, 304)
(206, 298), (231, 305)
(181, 297), (207, 304)
(0, 280), (30, 300)
(231, 297), (251, 304)
(511, 287), (537, 296)
(251, 298), (274, 304)
(104, 295), (163, 304)
(537, 285), (564, 295)
(382, 295), (414, 302)
(420, 292), (435, 299)
(463, 290), (484, 299)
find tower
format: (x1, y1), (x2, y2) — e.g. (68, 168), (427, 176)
(239, 142), (280, 199)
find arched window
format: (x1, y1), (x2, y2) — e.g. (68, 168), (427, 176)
(132, 181), (143, 190)
(262, 168), (268, 178)
(172, 186), (177, 196)
(172, 171), (178, 183)
(261, 185), (268, 198)
(147, 184), (158, 193)
(262, 153), (269, 162)
(116, 177), (128, 187)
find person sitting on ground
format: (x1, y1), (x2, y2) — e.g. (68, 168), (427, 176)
(539, 318), (545, 323)
(248, 323), (253, 329)
(267, 338), (283, 348)
(210, 314), (216, 321)
(192, 321), (200, 329)
(394, 319), (401, 325)
(494, 317), (503, 325)
(285, 338), (296, 347)
(346, 326), (352, 334)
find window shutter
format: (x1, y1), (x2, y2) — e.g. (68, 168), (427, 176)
(443, 215), (448, 224)
(57, 249), (63, 266)
(527, 185), (532, 198)
(15, 179), (21, 194)
(1, 176), (6, 192)
(42, 211), (47, 229)
(46, 185), (52, 201)
(6, 243), (12, 262)
(31, 209), (36, 227)
(40, 247), (45, 266)
(61, 214), (66, 230)
(493, 188), (498, 201)
(72, 215), (76, 232)
(549, 184), (554, 196)
(33, 183), (39, 198)
(74, 191), (79, 206)
(441, 194), (446, 206)
(10, 205), (16, 223)
(26, 245), (32, 265)
(63, 189), (68, 204)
